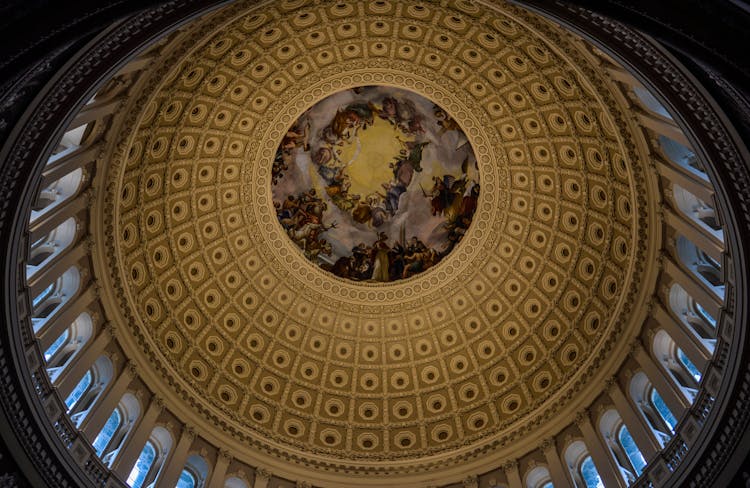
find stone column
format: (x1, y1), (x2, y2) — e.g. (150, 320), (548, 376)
(253, 468), (271, 488)
(207, 450), (231, 488)
(541, 438), (573, 488)
(577, 410), (627, 488)
(503, 460), (523, 488)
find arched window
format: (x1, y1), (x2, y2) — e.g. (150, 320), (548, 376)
(629, 372), (677, 446)
(178, 454), (209, 488)
(65, 355), (113, 425)
(44, 329), (69, 362)
(92, 408), (122, 456)
(26, 217), (78, 277)
(617, 425), (646, 477)
(224, 477), (249, 488)
(52, 124), (89, 157)
(525, 466), (553, 488)
(176, 470), (196, 488)
(671, 184), (723, 239)
(29, 168), (84, 222)
(650, 388), (678, 433)
(565, 440), (604, 488)
(657, 135), (707, 179)
(632, 86), (672, 119)
(97, 393), (141, 466)
(45, 312), (94, 381)
(669, 283), (717, 350)
(64, 370), (91, 411)
(677, 348), (702, 382)
(653, 330), (701, 399)
(600, 410), (643, 485)
(31, 266), (81, 331)
(675, 235), (724, 297)
(580, 457), (603, 488)
(128, 426), (173, 488)
(126, 440), (155, 488)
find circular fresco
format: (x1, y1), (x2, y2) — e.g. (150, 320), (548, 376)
(272, 86), (479, 282)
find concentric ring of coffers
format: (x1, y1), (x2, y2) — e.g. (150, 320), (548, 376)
(104, 0), (653, 473)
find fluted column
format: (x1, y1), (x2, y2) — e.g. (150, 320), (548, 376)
(80, 361), (136, 441)
(154, 425), (194, 487)
(503, 460), (523, 488)
(577, 410), (626, 488)
(541, 438), (573, 488)
(632, 342), (689, 417)
(607, 379), (661, 461)
(652, 303), (711, 369)
(207, 449), (231, 488)
(111, 395), (163, 478)
(55, 324), (112, 397)
(253, 468), (271, 488)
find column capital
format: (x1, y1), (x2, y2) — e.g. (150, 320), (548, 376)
(540, 436), (556, 452)
(218, 448), (232, 463)
(574, 407), (591, 427)
(462, 475), (478, 488)
(604, 375), (619, 392)
(183, 424), (196, 441)
(255, 468), (271, 481)
(502, 458), (518, 472)
(103, 321), (117, 339)
(296, 481), (311, 488)
(153, 395), (165, 411)
(125, 360), (138, 378)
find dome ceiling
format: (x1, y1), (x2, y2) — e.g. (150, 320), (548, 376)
(98, 0), (655, 479)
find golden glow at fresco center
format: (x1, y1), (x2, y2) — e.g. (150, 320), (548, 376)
(272, 86), (480, 283)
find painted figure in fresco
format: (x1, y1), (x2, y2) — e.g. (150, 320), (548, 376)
(272, 86), (480, 282)
(371, 232), (390, 282)
(272, 120), (311, 183)
(433, 104), (462, 134)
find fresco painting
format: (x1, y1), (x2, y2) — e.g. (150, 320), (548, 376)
(272, 86), (479, 282)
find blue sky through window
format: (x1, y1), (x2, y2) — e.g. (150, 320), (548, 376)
(44, 330), (68, 362)
(581, 456), (604, 488)
(619, 425), (646, 475)
(650, 388), (677, 432)
(696, 302), (716, 326)
(127, 441), (155, 488)
(92, 408), (121, 456)
(677, 348), (702, 382)
(64, 370), (91, 410)
(176, 470), (196, 488)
